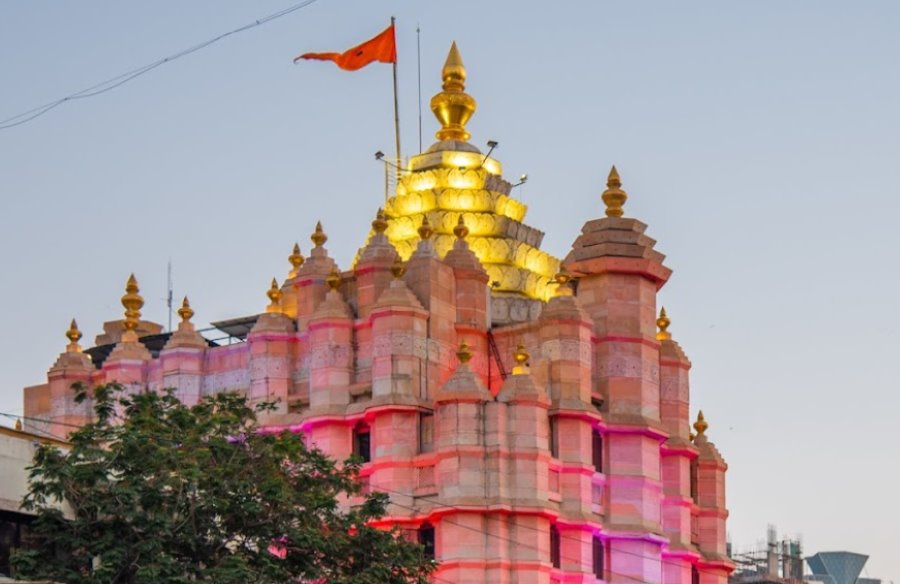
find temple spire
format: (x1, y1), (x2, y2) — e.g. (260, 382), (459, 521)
(288, 243), (305, 276)
(430, 42), (477, 142)
(656, 307), (672, 341)
(602, 165), (628, 217)
(694, 410), (709, 437)
(66, 318), (82, 352)
(178, 297), (194, 324)
(266, 278), (283, 313)
(121, 274), (144, 335)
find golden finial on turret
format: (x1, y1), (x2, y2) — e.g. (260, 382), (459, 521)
(430, 42), (477, 142)
(693, 410), (708, 437)
(14, 418), (22, 431)
(453, 215), (469, 240)
(552, 271), (573, 297)
(178, 296), (194, 323)
(656, 307), (671, 341)
(391, 256), (406, 279)
(326, 266), (342, 291)
(121, 274), (144, 332)
(456, 341), (472, 364)
(602, 165), (628, 218)
(66, 318), (82, 344)
(311, 221), (327, 248)
(512, 343), (530, 374)
(514, 343), (530, 366)
(266, 278), (283, 313)
(372, 208), (389, 234)
(288, 243), (305, 274)
(418, 215), (434, 241)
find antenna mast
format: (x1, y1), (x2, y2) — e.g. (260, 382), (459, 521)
(166, 260), (173, 332)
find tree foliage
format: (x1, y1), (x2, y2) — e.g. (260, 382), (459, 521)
(13, 384), (434, 584)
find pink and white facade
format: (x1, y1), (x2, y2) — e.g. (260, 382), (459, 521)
(23, 44), (733, 584)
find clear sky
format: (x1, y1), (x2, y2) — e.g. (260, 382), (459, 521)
(2, 1), (898, 580)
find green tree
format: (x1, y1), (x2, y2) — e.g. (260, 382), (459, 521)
(12, 384), (434, 584)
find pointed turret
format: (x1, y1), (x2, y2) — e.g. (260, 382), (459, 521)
(295, 220), (339, 330)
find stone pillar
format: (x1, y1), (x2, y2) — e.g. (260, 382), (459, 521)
(306, 282), (353, 414)
(563, 169), (671, 584)
(45, 320), (95, 438)
(496, 352), (556, 583)
(405, 219), (458, 391)
(160, 297), (207, 405)
(657, 309), (699, 583)
(247, 281), (295, 414)
(431, 346), (493, 584)
(295, 222), (338, 331)
(370, 277), (429, 400)
(692, 413), (733, 584)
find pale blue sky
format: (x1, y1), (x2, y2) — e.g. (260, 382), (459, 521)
(2, 1), (898, 580)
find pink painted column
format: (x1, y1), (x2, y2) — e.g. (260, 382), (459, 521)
(496, 356), (553, 583)
(563, 173), (672, 584)
(658, 320), (700, 584)
(160, 302), (208, 406)
(693, 416), (732, 584)
(430, 351), (493, 584)
(46, 325), (95, 438)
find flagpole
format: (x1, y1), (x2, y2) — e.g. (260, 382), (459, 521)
(391, 16), (402, 169)
(416, 23), (422, 153)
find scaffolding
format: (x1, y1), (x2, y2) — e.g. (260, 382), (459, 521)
(730, 526), (805, 584)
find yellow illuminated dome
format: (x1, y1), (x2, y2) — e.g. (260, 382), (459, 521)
(380, 42), (559, 302)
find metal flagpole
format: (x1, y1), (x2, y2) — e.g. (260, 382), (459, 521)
(391, 16), (402, 167)
(417, 23), (422, 153)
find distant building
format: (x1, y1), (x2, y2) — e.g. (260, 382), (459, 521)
(806, 552), (881, 584)
(0, 425), (69, 579)
(20, 43), (734, 584)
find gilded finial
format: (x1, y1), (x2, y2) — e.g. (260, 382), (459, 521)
(66, 318), (82, 344)
(288, 243), (305, 273)
(311, 221), (327, 248)
(553, 271), (573, 297)
(693, 410), (708, 437)
(456, 341), (472, 364)
(513, 343), (530, 366)
(14, 418), (22, 431)
(601, 165), (628, 218)
(326, 266), (342, 291)
(453, 215), (469, 239)
(121, 274), (144, 332)
(266, 278), (283, 313)
(430, 42), (477, 142)
(391, 256), (406, 279)
(372, 208), (389, 234)
(656, 307), (671, 341)
(418, 215), (434, 240)
(178, 296), (194, 323)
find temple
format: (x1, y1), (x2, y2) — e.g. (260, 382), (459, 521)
(22, 43), (733, 584)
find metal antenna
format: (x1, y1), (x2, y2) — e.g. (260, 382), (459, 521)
(166, 260), (173, 332)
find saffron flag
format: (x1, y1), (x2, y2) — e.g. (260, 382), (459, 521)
(295, 24), (396, 70)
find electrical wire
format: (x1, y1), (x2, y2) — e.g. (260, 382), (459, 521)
(0, 0), (321, 131)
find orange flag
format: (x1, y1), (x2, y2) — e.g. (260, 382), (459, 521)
(295, 24), (396, 70)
